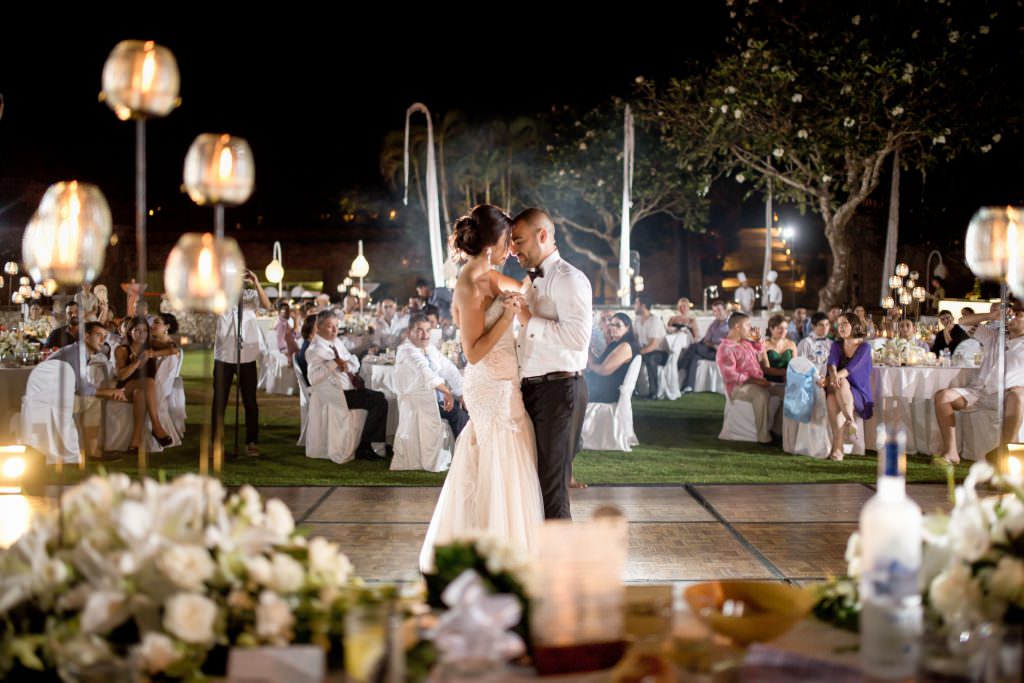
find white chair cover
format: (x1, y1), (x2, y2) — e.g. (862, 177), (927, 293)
(952, 338), (982, 365)
(581, 355), (643, 451)
(656, 330), (691, 400)
(20, 360), (80, 464)
(389, 361), (453, 471)
(104, 352), (183, 452)
(258, 327), (298, 396)
(692, 359), (725, 394)
(294, 358), (312, 447)
(719, 390), (783, 444)
(956, 407), (1024, 461)
(166, 349), (187, 435)
(305, 383), (368, 464)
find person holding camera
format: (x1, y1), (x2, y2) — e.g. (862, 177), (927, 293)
(213, 269), (270, 457)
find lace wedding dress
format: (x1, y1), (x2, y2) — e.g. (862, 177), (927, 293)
(419, 297), (544, 571)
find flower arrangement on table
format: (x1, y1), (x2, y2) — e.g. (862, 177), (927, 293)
(815, 460), (1024, 634)
(0, 330), (34, 363)
(0, 473), (378, 681)
(22, 318), (52, 342)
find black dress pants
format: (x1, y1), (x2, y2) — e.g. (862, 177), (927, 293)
(344, 388), (389, 458)
(213, 359), (259, 445)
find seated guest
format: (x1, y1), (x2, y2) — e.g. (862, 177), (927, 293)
(314, 293), (332, 313)
(296, 314), (318, 385)
(634, 294), (669, 399)
(666, 297), (700, 339)
(274, 302), (300, 358)
(374, 297), (408, 351)
(25, 302), (56, 340)
(827, 305), (843, 339)
(114, 316), (175, 453)
(45, 301), (79, 349)
(931, 309), (970, 356)
(797, 312), (834, 370)
(45, 321), (127, 460)
(306, 310), (389, 459)
(898, 319), (930, 351)
(761, 314), (797, 383)
(422, 304), (443, 348)
(679, 300), (729, 393)
(148, 313), (180, 356)
(396, 313), (469, 438)
(853, 305), (877, 339)
(787, 307), (811, 343)
(585, 312), (640, 403)
(93, 284), (115, 326)
(933, 304), (1024, 464)
(404, 296), (424, 316)
(717, 312), (775, 443)
(823, 313), (874, 461)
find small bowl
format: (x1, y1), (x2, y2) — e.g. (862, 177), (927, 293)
(684, 581), (815, 645)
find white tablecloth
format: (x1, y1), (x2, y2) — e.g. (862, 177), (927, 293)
(359, 360), (398, 440)
(865, 364), (980, 454)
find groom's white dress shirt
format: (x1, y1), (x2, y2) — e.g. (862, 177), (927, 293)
(517, 251), (592, 377)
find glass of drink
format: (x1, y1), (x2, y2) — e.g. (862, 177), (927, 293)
(345, 602), (389, 683)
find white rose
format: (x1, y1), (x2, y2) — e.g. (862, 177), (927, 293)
(735, 173), (746, 184)
(157, 545), (216, 592)
(307, 537), (352, 585)
(949, 506), (990, 562)
(734, 109), (743, 119)
(821, 175), (832, 184)
(930, 563), (981, 623)
(773, 147), (784, 158)
(81, 590), (127, 634)
(256, 591), (295, 645)
(264, 499), (295, 539)
(843, 118), (856, 128)
(269, 553), (305, 593)
(797, 129), (808, 139)
(163, 593), (218, 644)
(237, 485), (264, 524)
(720, 104), (729, 114)
(245, 554), (273, 586)
(137, 632), (178, 674)
(988, 556), (1024, 603)
(891, 106), (904, 117)
(725, 86), (737, 94)
(844, 532), (861, 577)
(792, 93), (803, 103)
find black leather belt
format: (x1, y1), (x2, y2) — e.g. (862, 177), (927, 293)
(521, 371), (583, 385)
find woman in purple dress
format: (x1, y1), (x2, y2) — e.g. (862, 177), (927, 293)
(822, 312), (873, 460)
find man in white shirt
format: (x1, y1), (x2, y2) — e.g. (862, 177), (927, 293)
(797, 312), (833, 372)
(511, 208), (593, 520)
(933, 304), (1024, 464)
(634, 293), (669, 399)
(396, 313), (468, 438)
(306, 309), (389, 459)
(735, 272), (756, 315)
(374, 297), (408, 351)
(213, 270), (270, 457)
(765, 270), (783, 313)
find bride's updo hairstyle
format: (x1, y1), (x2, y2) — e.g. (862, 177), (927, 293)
(451, 204), (512, 257)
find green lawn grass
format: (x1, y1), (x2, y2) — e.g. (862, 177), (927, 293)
(45, 350), (967, 486)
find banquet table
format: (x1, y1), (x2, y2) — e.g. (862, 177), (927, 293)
(0, 366), (33, 441)
(865, 364), (979, 454)
(359, 358), (398, 440)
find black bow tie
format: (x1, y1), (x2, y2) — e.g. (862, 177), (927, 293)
(526, 267), (544, 281)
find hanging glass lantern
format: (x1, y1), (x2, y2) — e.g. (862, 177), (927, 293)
(350, 240), (370, 279)
(883, 296), (896, 310)
(163, 233), (245, 313)
(966, 207), (1020, 281)
(183, 134), (255, 206)
(912, 286), (927, 301)
(43, 278), (58, 296)
(899, 291), (913, 305)
(908, 271), (920, 282)
(895, 263), (910, 277)
(100, 40), (180, 120)
(3, 262), (17, 276)
(1004, 211), (1024, 298)
(888, 275), (903, 289)
(23, 182), (112, 285)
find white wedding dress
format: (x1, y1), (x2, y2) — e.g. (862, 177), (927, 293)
(419, 297), (544, 572)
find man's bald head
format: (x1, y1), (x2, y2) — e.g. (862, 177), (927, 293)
(510, 207), (556, 270)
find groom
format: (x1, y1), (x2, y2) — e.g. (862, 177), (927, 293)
(510, 208), (592, 519)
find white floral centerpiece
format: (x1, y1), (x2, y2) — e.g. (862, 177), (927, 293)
(0, 473), (373, 680)
(0, 330), (33, 361)
(22, 318), (52, 342)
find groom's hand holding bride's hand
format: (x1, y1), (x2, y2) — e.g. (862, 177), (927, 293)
(501, 292), (531, 325)
(438, 384), (455, 412)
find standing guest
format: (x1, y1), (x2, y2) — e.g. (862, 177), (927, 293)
(853, 305), (877, 339)
(93, 284), (115, 326)
(306, 310), (390, 459)
(416, 278), (452, 319)
(396, 313), (469, 438)
(585, 312), (640, 403)
(734, 272), (756, 315)
(823, 313), (874, 461)
(77, 282), (99, 321)
(274, 302), (300, 358)
(634, 294), (669, 399)
(931, 310), (970, 356)
(716, 312), (774, 443)
(765, 270), (783, 313)
(45, 301), (79, 349)
(927, 276), (947, 313)
(787, 307), (811, 343)
(212, 269), (271, 457)
(797, 312), (834, 371)
(115, 317), (175, 453)
(761, 314), (797, 383)
(679, 300), (729, 393)
(314, 293), (331, 313)
(667, 297), (700, 339)
(404, 296), (424, 316)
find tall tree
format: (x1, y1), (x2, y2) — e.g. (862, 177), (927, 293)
(640, 0), (1021, 309)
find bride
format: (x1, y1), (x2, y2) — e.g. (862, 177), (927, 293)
(419, 205), (544, 572)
